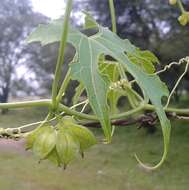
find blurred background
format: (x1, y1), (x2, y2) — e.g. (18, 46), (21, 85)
(0, 0), (189, 190)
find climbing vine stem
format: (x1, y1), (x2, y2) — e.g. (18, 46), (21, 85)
(177, 0), (185, 13)
(108, 0), (117, 33)
(51, 0), (73, 110)
(56, 68), (72, 104)
(1, 101), (189, 123)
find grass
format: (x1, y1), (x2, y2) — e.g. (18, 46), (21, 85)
(0, 108), (189, 190)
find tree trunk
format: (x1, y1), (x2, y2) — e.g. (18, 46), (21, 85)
(0, 85), (10, 114)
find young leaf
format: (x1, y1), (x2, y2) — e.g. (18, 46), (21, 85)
(56, 128), (80, 168)
(128, 49), (159, 74)
(27, 20), (171, 169)
(32, 125), (56, 159)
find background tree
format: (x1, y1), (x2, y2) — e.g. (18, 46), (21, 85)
(0, 0), (51, 104)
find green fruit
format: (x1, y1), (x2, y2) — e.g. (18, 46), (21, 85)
(59, 116), (97, 152)
(68, 124), (97, 152)
(45, 148), (61, 167)
(26, 126), (47, 150)
(56, 128), (80, 168)
(32, 125), (56, 159)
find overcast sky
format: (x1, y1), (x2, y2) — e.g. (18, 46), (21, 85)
(31, 0), (66, 19)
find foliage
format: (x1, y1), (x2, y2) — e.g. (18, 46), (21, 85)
(0, 0), (189, 172)
(26, 8), (172, 169)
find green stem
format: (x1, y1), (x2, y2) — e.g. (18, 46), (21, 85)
(0, 99), (51, 109)
(56, 68), (72, 103)
(103, 60), (119, 65)
(58, 103), (97, 120)
(6, 100), (90, 135)
(118, 63), (127, 79)
(51, 0), (73, 109)
(177, 0), (185, 13)
(108, 0), (117, 33)
(73, 83), (85, 106)
(0, 112), (53, 138)
(111, 105), (144, 119)
(1, 100), (189, 121)
(58, 103), (144, 121)
(145, 104), (189, 115)
(3, 102), (189, 136)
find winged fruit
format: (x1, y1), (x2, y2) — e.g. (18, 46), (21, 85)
(32, 125), (57, 160)
(56, 127), (80, 169)
(61, 117), (97, 157)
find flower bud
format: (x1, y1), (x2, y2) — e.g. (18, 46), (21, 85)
(169, 0), (177, 5)
(178, 14), (188, 26)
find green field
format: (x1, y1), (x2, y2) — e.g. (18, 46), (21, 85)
(0, 108), (189, 190)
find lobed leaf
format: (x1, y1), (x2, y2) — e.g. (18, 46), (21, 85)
(128, 49), (159, 74)
(27, 20), (112, 143)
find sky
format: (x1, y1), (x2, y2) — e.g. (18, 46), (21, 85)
(31, 0), (66, 19)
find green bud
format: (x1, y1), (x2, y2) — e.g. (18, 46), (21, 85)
(169, 0), (177, 5)
(178, 14), (188, 26)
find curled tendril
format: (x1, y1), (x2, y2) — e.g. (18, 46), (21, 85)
(134, 57), (189, 170)
(165, 60), (189, 108)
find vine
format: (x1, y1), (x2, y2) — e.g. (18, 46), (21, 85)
(0, 0), (189, 170)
